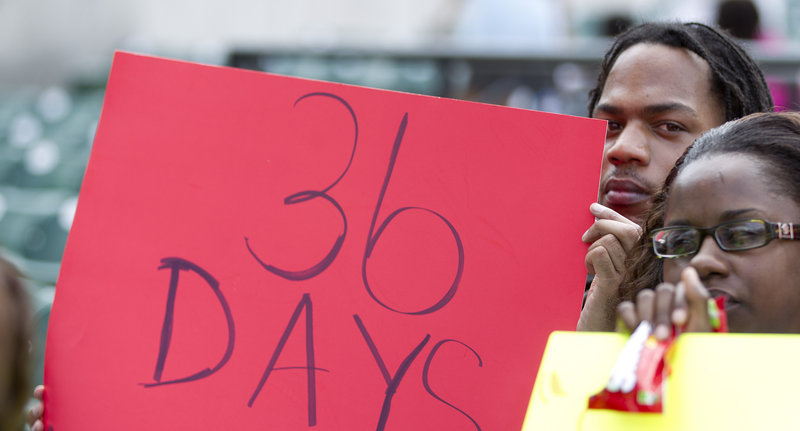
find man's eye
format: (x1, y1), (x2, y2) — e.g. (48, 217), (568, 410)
(607, 121), (622, 132)
(655, 122), (686, 133)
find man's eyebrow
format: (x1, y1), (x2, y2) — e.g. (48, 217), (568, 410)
(592, 103), (621, 115)
(642, 103), (699, 118)
(593, 103), (699, 118)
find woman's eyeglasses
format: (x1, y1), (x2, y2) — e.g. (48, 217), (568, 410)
(651, 219), (799, 258)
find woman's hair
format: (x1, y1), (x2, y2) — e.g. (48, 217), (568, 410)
(621, 112), (800, 300)
(588, 22), (774, 119)
(0, 256), (31, 431)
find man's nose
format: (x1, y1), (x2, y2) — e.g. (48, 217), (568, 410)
(606, 124), (650, 166)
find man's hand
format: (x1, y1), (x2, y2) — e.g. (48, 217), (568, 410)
(27, 385), (44, 431)
(577, 203), (642, 331)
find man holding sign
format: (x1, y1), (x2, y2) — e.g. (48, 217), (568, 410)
(577, 22), (773, 331)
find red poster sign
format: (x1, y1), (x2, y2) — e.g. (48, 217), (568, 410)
(44, 52), (605, 430)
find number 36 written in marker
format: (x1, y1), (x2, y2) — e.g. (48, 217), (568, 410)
(143, 93), (480, 431)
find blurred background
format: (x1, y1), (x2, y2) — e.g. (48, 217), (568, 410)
(0, 0), (798, 383)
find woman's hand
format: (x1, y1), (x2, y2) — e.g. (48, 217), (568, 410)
(616, 267), (713, 339)
(27, 385), (44, 431)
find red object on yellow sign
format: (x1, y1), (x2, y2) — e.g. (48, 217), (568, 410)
(44, 52), (605, 430)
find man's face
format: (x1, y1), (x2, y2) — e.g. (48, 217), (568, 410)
(593, 43), (726, 224)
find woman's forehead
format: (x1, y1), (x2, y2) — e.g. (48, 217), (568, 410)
(666, 154), (799, 223)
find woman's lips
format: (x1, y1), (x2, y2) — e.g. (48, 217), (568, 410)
(708, 289), (740, 311)
(602, 178), (651, 206)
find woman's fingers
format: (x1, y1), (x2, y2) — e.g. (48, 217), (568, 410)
(653, 283), (674, 340)
(682, 267), (712, 332)
(634, 289), (655, 324)
(615, 267), (714, 336)
(617, 301), (639, 332)
(671, 282), (688, 326)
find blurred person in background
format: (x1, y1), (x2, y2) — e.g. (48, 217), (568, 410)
(577, 22), (773, 331)
(717, 0), (760, 40)
(0, 256), (31, 431)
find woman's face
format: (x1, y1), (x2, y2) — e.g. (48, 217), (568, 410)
(662, 153), (800, 333)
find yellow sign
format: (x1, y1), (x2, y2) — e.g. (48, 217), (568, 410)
(523, 331), (800, 430)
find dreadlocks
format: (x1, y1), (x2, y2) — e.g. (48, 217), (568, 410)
(588, 22), (773, 120)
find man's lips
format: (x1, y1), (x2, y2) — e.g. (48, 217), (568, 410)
(602, 178), (651, 206)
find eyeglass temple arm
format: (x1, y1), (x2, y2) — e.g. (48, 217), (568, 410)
(773, 222), (798, 240)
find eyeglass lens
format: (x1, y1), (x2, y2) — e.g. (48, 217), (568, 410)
(654, 220), (769, 257)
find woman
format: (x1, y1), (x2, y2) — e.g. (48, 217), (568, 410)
(616, 111), (800, 337)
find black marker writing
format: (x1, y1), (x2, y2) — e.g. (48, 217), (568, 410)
(249, 293), (323, 427)
(362, 113), (465, 314)
(423, 339), (483, 431)
(145, 257), (235, 387)
(354, 314), (430, 431)
(246, 92), (358, 281)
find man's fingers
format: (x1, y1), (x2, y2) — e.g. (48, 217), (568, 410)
(27, 403), (43, 426)
(34, 385), (44, 401)
(589, 202), (643, 234)
(582, 220), (642, 251)
(584, 243), (600, 275)
(590, 202), (629, 223)
(587, 219), (642, 250)
(27, 385), (45, 427)
(585, 235), (626, 277)
(583, 203), (628, 242)
(599, 234), (627, 275)
(578, 244), (625, 332)
(616, 301), (639, 332)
